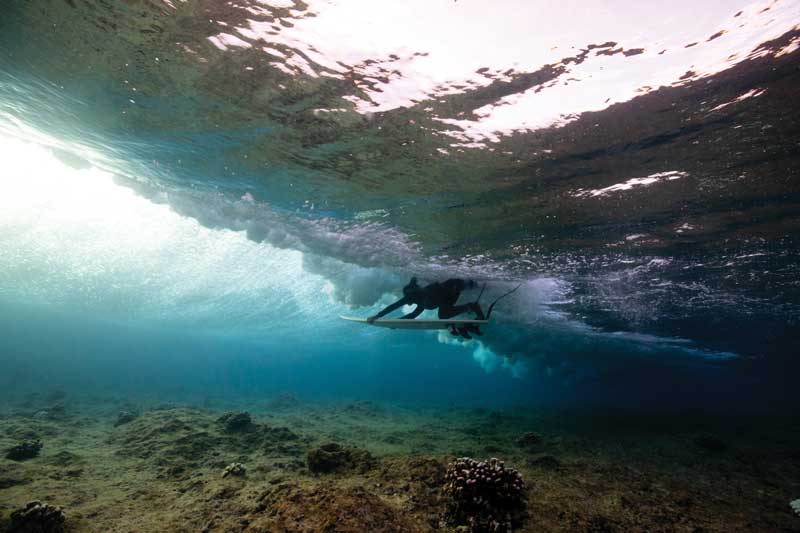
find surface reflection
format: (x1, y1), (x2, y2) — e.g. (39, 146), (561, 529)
(202, 0), (799, 141)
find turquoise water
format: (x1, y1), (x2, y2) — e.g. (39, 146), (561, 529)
(1, 0), (799, 412)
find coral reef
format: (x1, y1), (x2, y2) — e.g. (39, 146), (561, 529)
(8, 501), (66, 533)
(307, 442), (375, 474)
(443, 457), (527, 532)
(216, 411), (255, 433)
(5, 440), (43, 461)
(222, 462), (246, 478)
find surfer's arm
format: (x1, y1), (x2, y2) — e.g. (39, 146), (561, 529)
(367, 296), (409, 322)
(400, 305), (423, 320)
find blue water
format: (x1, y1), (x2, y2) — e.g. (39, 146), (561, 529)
(1, 0), (799, 413)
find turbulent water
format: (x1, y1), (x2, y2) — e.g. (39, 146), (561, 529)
(1, 0), (799, 410)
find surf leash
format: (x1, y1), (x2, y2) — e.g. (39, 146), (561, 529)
(485, 283), (522, 319)
(476, 282), (487, 303)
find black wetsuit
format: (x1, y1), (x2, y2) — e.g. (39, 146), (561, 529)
(373, 279), (482, 320)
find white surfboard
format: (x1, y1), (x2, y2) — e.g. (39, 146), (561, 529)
(340, 315), (489, 330)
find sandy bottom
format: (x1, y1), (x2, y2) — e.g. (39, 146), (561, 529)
(1, 393), (799, 532)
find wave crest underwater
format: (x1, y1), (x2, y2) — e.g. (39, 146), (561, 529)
(1, 0), (799, 410)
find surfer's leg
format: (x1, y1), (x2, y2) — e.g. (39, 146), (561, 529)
(437, 304), (472, 319)
(457, 325), (472, 339)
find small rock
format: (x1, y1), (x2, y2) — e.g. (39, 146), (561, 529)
(32, 405), (67, 421)
(267, 393), (299, 409)
(527, 453), (560, 469)
(222, 462), (247, 478)
(45, 391), (67, 403)
(216, 412), (254, 433)
(308, 442), (348, 473)
(5, 440), (43, 461)
(264, 426), (298, 441)
(676, 496), (693, 508)
(9, 500), (66, 533)
(515, 432), (543, 447)
(114, 410), (137, 427)
(0, 464), (31, 489)
(307, 442), (375, 474)
(693, 434), (727, 452)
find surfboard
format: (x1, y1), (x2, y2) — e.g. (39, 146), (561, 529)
(340, 315), (489, 330)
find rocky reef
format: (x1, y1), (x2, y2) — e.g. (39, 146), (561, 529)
(443, 457), (527, 532)
(1, 396), (798, 532)
(4, 440), (43, 461)
(7, 501), (66, 533)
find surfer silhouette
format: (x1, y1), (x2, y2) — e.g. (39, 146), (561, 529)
(367, 277), (485, 338)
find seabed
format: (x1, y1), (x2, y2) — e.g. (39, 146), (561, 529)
(1, 392), (799, 532)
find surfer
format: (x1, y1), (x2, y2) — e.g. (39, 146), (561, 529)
(367, 277), (485, 338)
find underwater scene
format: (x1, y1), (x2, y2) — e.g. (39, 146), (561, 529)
(1, 1), (800, 531)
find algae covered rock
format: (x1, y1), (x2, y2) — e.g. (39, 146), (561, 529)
(5, 440), (43, 461)
(8, 500), (66, 533)
(252, 484), (413, 531)
(527, 453), (560, 469)
(443, 457), (527, 532)
(216, 411), (255, 433)
(307, 442), (375, 474)
(515, 431), (543, 448)
(114, 410), (138, 427)
(31, 405), (67, 422)
(0, 463), (31, 489)
(263, 425), (303, 456)
(222, 462), (246, 478)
